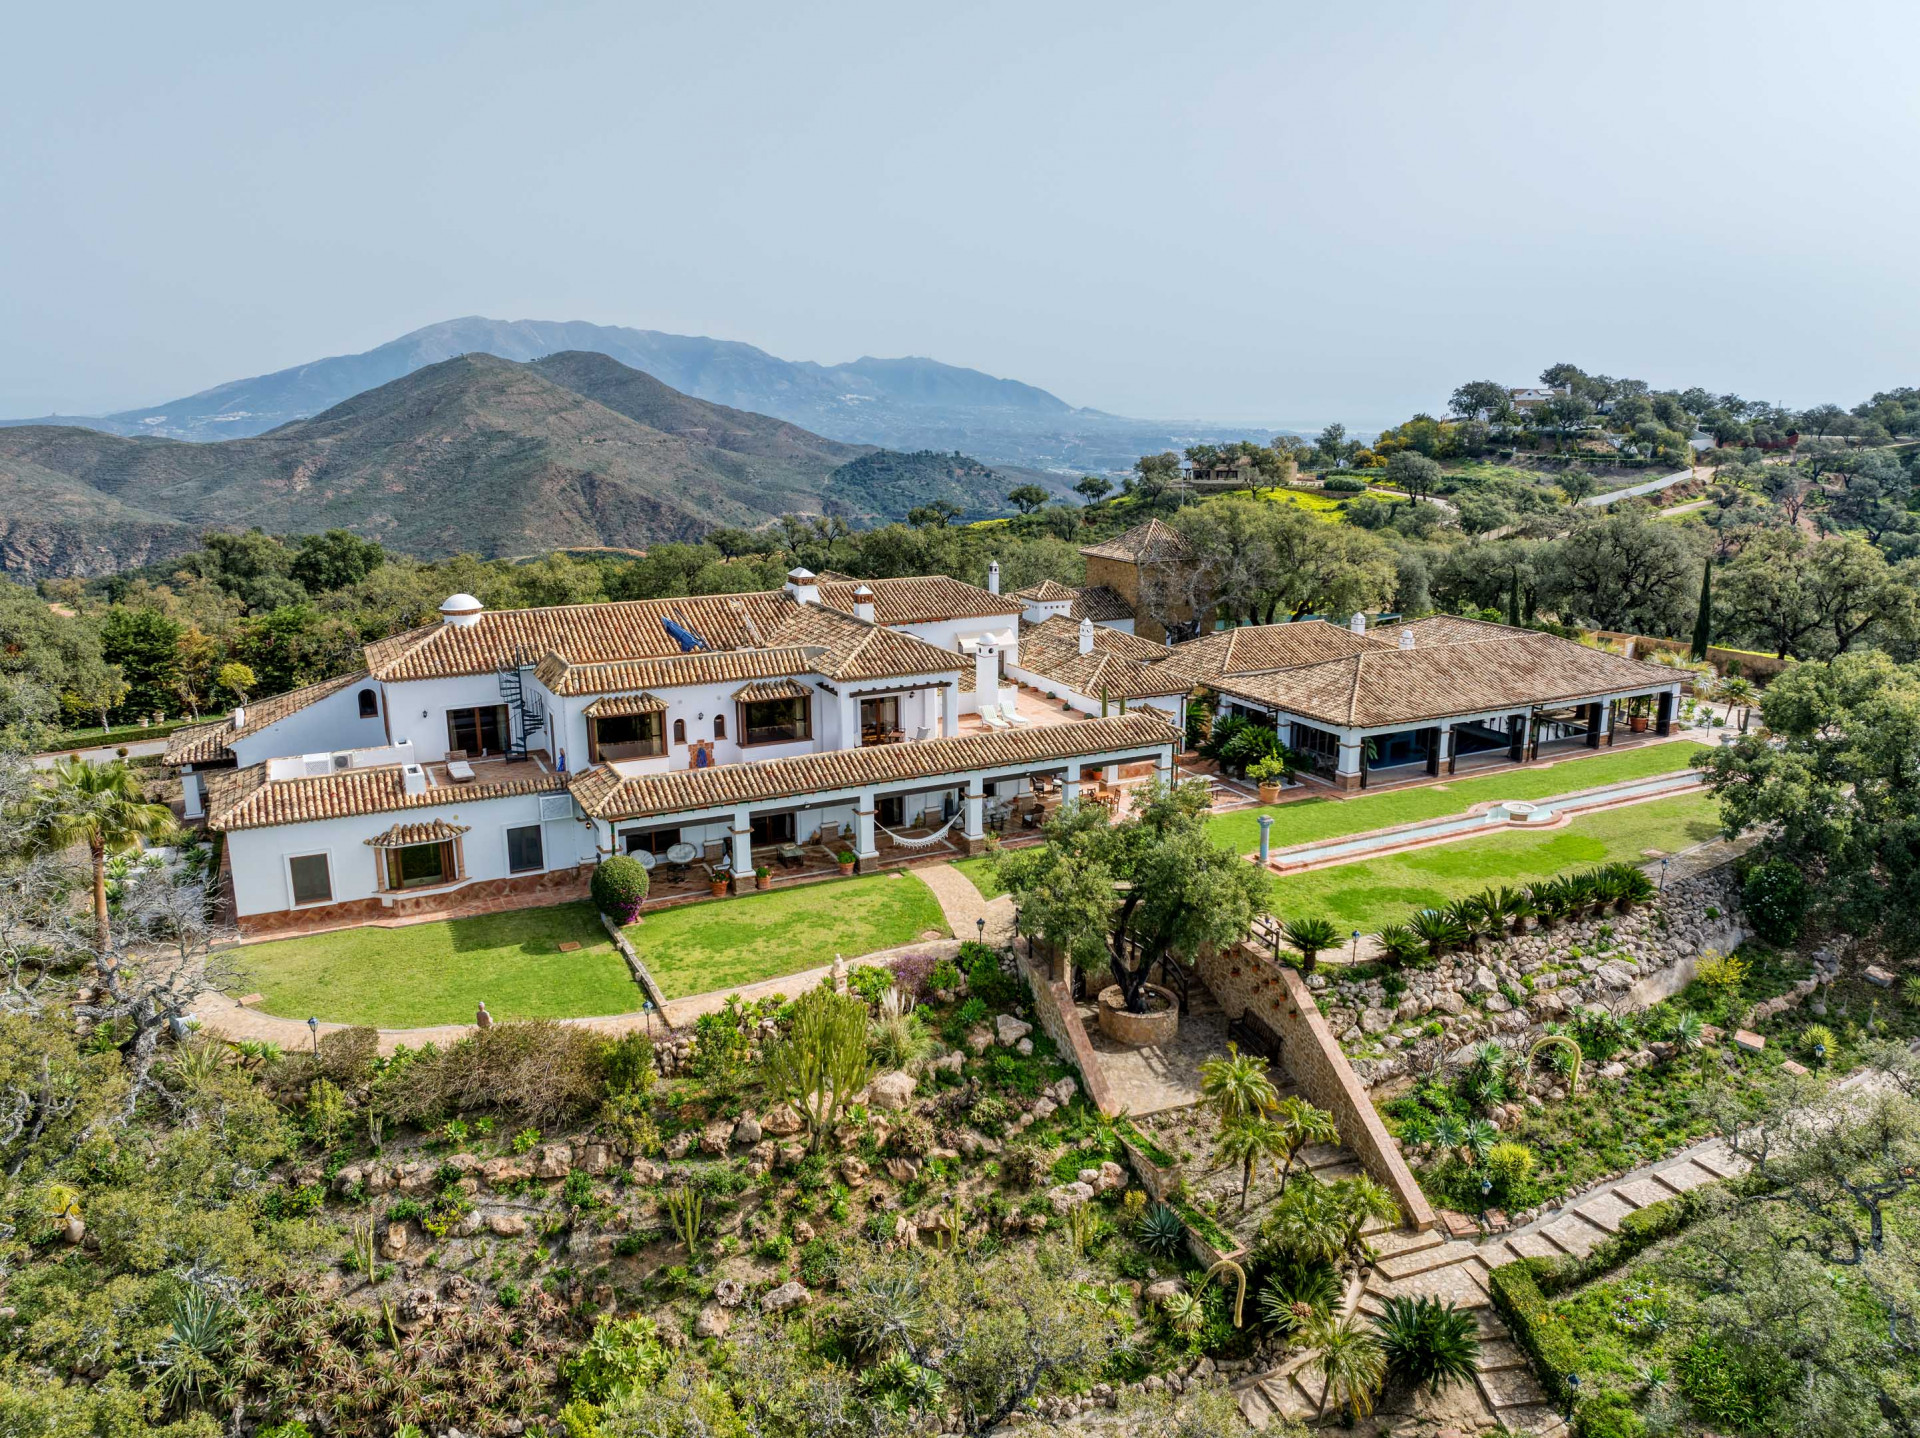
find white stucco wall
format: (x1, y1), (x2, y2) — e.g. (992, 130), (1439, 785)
(384, 675), (531, 761)
(226, 681), (390, 768)
(1003, 661), (1185, 723)
(225, 789), (593, 919)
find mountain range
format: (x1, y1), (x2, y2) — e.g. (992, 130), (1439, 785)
(0, 352), (1070, 578)
(2, 316), (1276, 472)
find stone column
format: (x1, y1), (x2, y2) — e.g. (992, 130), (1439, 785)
(730, 805), (755, 884)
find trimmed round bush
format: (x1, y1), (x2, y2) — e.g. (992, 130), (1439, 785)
(591, 855), (651, 923)
(1321, 474), (1367, 493)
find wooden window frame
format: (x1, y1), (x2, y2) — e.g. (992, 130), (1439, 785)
(588, 711), (666, 763)
(738, 695), (812, 748)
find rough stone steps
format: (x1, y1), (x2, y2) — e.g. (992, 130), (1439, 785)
(1374, 1237), (1481, 1280)
(1475, 1337), (1530, 1373)
(1367, 1225), (1450, 1260)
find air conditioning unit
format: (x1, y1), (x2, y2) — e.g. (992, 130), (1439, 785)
(539, 795), (575, 822)
(300, 753), (332, 777)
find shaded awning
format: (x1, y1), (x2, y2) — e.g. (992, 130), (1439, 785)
(583, 692), (668, 718)
(365, 819), (470, 848)
(734, 678), (812, 703)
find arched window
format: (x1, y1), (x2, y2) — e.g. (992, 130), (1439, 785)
(714, 714), (726, 739)
(357, 689), (379, 718)
(672, 718), (686, 745)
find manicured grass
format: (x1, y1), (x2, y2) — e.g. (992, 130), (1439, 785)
(626, 872), (950, 1000)
(1207, 741), (1709, 857)
(954, 855), (1007, 900)
(232, 901), (636, 1028)
(1271, 790), (1722, 931)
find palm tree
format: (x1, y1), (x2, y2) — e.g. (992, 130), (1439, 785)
(1373, 1295), (1481, 1395)
(28, 758), (176, 952)
(1282, 915), (1342, 973)
(1271, 1095), (1340, 1192)
(1198, 1042), (1277, 1126)
(1494, 886), (1536, 934)
(1214, 1114), (1286, 1212)
(1330, 1175), (1402, 1266)
(1374, 924), (1426, 968)
(1714, 674), (1756, 733)
(1305, 1311), (1386, 1421)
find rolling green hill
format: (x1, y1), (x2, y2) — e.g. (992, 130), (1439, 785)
(0, 352), (1060, 577)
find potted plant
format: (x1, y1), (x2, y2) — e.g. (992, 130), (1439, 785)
(1248, 754), (1289, 803)
(1627, 696), (1651, 732)
(754, 864), (772, 891)
(709, 869), (728, 898)
(837, 849), (857, 876)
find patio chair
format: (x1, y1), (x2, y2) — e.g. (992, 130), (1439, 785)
(980, 704), (1011, 729)
(819, 821), (841, 844)
(1002, 699), (1031, 725)
(703, 840), (725, 864)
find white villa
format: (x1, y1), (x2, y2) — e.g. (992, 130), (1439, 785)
(171, 566), (1182, 935)
(170, 516), (1684, 934)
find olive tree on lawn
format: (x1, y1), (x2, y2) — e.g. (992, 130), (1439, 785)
(996, 780), (1269, 1015)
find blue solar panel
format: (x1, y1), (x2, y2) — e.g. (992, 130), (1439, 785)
(662, 617), (708, 653)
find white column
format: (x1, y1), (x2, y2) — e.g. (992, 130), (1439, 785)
(942, 684), (960, 738)
(181, 770), (204, 819)
(964, 775), (986, 841)
(730, 805), (755, 879)
(1598, 701), (1613, 737)
(1156, 748), (1174, 786)
(839, 691), (859, 748)
(1062, 769), (1081, 805)
(1276, 719), (1293, 749)
(854, 787), (880, 861)
(1102, 762), (1120, 784)
(1336, 736), (1363, 779)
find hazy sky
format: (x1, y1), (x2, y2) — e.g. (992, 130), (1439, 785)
(5, 1), (1918, 428)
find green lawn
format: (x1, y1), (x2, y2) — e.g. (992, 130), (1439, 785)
(626, 872), (950, 999)
(1272, 790), (1723, 931)
(232, 901), (637, 1028)
(954, 855), (1006, 901)
(1207, 741), (1708, 857)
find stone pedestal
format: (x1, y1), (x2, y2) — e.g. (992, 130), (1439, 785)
(1096, 983), (1179, 1047)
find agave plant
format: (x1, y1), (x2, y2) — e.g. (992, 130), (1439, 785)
(1666, 1009), (1704, 1053)
(1373, 1294), (1481, 1394)
(1374, 923), (1426, 969)
(1409, 909), (1466, 960)
(1136, 1201), (1186, 1258)
(1282, 915), (1343, 973)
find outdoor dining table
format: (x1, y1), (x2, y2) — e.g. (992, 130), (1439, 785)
(663, 841), (699, 880)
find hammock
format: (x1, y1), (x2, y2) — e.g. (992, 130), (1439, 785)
(876, 813), (963, 848)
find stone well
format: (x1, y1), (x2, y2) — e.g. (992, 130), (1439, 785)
(1096, 983), (1179, 1046)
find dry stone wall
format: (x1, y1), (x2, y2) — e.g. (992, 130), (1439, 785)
(1314, 866), (1747, 1089)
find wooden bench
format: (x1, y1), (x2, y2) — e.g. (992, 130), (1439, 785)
(1227, 1006), (1284, 1066)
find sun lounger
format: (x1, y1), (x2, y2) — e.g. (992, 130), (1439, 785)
(446, 759), (476, 783)
(980, 705), (1011, 729)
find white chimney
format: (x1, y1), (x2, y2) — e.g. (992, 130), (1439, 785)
(1078, 617), (1095, 655)
(231, 704), (246, 730)
(974, 644), (999, 702)
(784, 567), (820, 606)
(852, 584), (876, 623)
(987, 560), (1001, 595)
(401, 764), (428, 796)
(1399, 628), (1415, 651)
(1349, 611), (1368, 635)
(440, 593), (484, 628)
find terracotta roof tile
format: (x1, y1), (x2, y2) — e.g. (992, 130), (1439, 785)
(1214, 630), (1678, 728)
(1158, 621), (1381, 684)
(582, 692), (668, 717)
(570, 711), (1180, 820)
(816, 575), (1023, 625)
(761, 604), (966, 683)
(1078, 518), (1191, 562)
(365, 819), (471, 847)
(164, 670), (371, 766)
(206, 761), (566, 832)
(1071, 585), (1136, 623)
(733, 678), (813, 702)
(539, 648), (824, 696)
(1012, 578), (1079, 602)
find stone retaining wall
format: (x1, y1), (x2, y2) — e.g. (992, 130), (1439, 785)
(1196, 941), (1436, 1232)
(1017, 943), (1120, 1116)
(1320, 865), (1748, 1090)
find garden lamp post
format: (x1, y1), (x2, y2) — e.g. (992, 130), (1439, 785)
(1351, 929), (1360, 963)
(977, 917), (986, 944)
(1660, 857), (1669, 893)
(306, 1016), (319, 1056)
(1563, 1372), (1580, 1420)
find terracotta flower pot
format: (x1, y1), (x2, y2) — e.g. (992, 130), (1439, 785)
(1629, 716), (1649, 733)
(755, 875), (772, 891)
(1258, 782), (1282, 803)
(838, 861), (856, 876)
(710, 878), (728, 898)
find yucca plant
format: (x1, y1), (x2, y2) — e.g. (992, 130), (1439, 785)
(1373, 1294), (1481, 1394)
(1409, 909), (1465, 960)
(1305, 1311), (1387, 1421)
(1800, 1023), (1836, 1067)
(1902, 974), (1920, 1011)
(1375, 923), (1426, 969)
(1256, 1252), (1341, 1336)
(1136, 1201), (1186, 1258)
(1282, 916), (1342, 973)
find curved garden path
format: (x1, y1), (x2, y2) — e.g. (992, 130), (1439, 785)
(191, 862), (1014, 1055)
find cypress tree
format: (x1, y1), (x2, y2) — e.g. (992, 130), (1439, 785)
(1690, 558), (1713, 661)
(1506, 572), (1521, 628)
